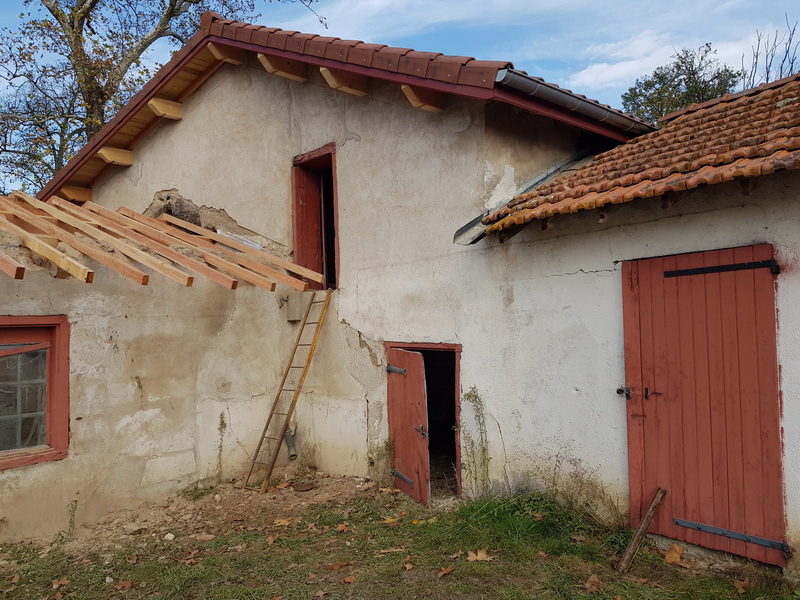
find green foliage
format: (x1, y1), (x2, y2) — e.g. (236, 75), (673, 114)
(622, 43), (742, 124)
(0, 0), (320, 193)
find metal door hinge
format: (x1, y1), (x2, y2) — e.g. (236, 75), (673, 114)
(616, 386), (631, 399)
(391, 468), (414, 486)
(387, 364), (406, 375)
(674, 518), (792, 557)
(414, 424), (428, 439)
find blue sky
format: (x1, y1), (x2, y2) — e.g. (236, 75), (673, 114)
(2, 0), (799, 109)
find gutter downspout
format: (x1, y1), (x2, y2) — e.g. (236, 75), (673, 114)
(495, 69), (656, 137)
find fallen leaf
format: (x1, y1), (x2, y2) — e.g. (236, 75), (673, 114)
(665, 542), (685, 564)
(273, 518), (293, 527)
(266, 535), (276, 545)
(437, 565), (455, 579)
(536, 551), (548, 558)
(272, 596), (282, 600)
(733, 578), (754, 594)
(128, 554), (138, 565)
(275, 482), (290, 489)
(53, 592), (63, 600)
(403, 554), (419, 561)
(323, 561), (354, 571)
(335, 522), (350, 532)
(195, 534), (216, 541)
(403, 562), (414, 570)
(615, 596), (623, 600)
(532, 512), (545, 521)
(584, 574), (603, 593)
(448, 550), (464, 559)
(624, 576), (648, 585)
(377, 547), (405, 555)
(362, 481), (377, 490)
(340, 575), (356, 584)
(114, 580), (133, 590)
(6, 575), (20, 584)
(52, 578), (70, 589)
(466, 548), (494, 562)
(313, 591), (328, 598)
(308, 573), (318, 579)
(378, 488), (401, 493)
(380, 517), (401, 525)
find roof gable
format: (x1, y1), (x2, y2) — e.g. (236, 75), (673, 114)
(38, 11), (653, 203)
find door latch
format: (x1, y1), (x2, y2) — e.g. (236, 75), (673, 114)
(616, 386), (631, 399)
(414, 424), (428, 438)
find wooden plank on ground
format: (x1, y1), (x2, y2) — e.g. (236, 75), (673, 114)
(157, 212), (324, 283)
(110, 207), (281, 291)
(616, 488), (666, 573)
(0, 197), (149, 285)
(0, 215), (93, 282)
(54, 199), (238, 290)
(11, 192), (192, 287)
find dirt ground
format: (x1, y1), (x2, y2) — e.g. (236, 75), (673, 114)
(0, 463), (796, 599)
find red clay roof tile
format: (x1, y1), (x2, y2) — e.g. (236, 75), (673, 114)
(483, 73), (800, 232)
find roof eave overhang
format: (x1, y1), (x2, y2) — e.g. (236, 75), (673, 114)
(39, 37), (650, 201)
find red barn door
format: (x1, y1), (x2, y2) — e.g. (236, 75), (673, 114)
(622, 244), (787, 565)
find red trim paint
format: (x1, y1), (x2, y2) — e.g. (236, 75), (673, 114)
(384, 342), (462, 496)
(0, 315), (70, 471)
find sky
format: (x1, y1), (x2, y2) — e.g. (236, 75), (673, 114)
(1, 0), (798, 110)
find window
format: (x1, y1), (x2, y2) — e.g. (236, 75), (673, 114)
(292, 143), (338, 289)
(0, 316), (69, 470)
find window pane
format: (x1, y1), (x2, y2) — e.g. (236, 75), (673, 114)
(0, 420), (16, 451)
(20, 416), (45, 448)
(20, 350), (46, 381)
(0, 355), (18, 384)
(0, 385), (16, 416)
(20, 384), (46, 414)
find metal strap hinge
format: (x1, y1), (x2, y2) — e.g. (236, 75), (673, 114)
(387, 364), (406, 375)
(391, 468), (413, 487)
(674, 518), (792, 556)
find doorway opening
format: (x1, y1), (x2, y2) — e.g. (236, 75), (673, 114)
(385, 342), (461, 505)
(419, 349), (458, 497)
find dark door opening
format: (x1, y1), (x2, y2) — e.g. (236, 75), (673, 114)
(386, 342), (461, 505)
(419, 350), (458, 497)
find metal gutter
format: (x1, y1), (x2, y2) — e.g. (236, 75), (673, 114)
(495, 69), (656, 137)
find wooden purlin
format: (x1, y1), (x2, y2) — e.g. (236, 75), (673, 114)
(0, 192), (323, 290)
(51, 199), (239, 290)
(117, 208), (306, 292)
(0, 196), (149, 285)
(11, 192), (193, 286)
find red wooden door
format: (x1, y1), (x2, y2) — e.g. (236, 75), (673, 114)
(387, 348), (430, 505)
(622, 244), (786, 565)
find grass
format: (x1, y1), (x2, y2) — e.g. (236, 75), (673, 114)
(0, 489), (796, 600)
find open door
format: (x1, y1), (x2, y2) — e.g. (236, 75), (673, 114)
(387, 348), (430, 505)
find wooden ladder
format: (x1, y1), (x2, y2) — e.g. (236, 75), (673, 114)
(244, 289), (333, 492)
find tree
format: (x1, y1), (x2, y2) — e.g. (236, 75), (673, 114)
(622, 43), (742, 124)
(0, 0), (320, 192)
(742, 16), (799, 89)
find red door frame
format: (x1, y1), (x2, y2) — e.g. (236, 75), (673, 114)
(384, 342), (462, 497)
(622, 244), (786, 565)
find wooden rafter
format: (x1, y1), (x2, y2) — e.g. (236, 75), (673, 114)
(0, 191), (321, 291)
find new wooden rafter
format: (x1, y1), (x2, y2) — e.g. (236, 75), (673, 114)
(0, 191), (322, 291)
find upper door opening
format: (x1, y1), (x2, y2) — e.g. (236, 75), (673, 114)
(292, 144), (338, 289)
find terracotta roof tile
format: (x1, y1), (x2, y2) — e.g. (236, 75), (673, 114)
(483, 74), (800, 232)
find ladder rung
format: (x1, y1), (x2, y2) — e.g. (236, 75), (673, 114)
(288, 365), (303, 368)
(272, 412), (288, 417)
(281, 388), (297, 392)
(311, 299), (326, 304)
(297, 343), (311, 347)
(262, 436), (280, 441)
